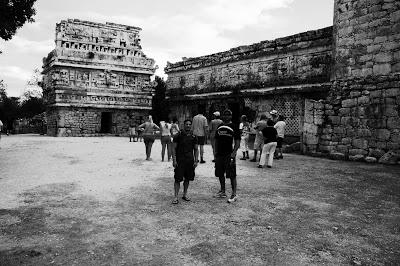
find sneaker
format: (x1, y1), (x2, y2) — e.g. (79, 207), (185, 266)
(200, 160), (206, 164)
(257, 165), (263, 168)
(214, 191), (227, 198)
(240, 157), (246, 160)
(227, 195), (238, 203)
(267, 165), (272, 168)
(250, 159), (257, 162)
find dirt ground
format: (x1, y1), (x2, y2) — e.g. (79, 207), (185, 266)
(0, 134), (399, 266)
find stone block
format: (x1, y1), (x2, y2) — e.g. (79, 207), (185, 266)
(339, 108), (351, 115)
(329, 152), (346, 160)
(384, 88), (400, 97)
(342, 138), (352, 145)
(391, 130), (400, 142)
(328, 116), (341, 125)
(376, 141), (388, 150)
(320, 134), (332, 140)
(373, 64), (391, 75)
(337, 145), (349, 154)
(342, 98), (356, 108)
(387, 142), (400, 150)
(349, 154), (365, 162)
(390, 10), (400, 22)
(333, 126), (346, 134)
(384, 105), (398, 116)
(305, 113), (314, 123)
(357, 129), (372, 137)
(374, 53), (392, 63)
(304, 134), (319, 145)
(375, 129), (391, 140)
(387, 117), (400, 129)
(365, 156), (377, 163)
(352, 138), (369, 149)
(361, 68), (373, 77)
(349, 149), (368, 156)
(378, 151), (400, 164)
(314, 116), (324, 125)
(357, 96), (370, 105)
(350, 91), (361, 98)
(303, 123), (318, 134)
(325, 110), (335, 116)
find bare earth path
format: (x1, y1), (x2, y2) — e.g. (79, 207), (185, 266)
(0, 134), (399, 265)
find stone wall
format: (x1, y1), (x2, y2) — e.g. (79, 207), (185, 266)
(47, 107), (147, 137)
(165, 27), (332, 95)
(333, 0), (400, 79)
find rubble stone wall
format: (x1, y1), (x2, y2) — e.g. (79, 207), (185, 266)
(301, 0), (400, 163)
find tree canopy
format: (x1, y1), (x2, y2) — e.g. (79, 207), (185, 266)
(0, 0), (37, 41)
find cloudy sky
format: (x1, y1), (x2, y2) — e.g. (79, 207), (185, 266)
(0, 0), (333, 97)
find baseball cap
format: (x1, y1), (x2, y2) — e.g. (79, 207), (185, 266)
(213, 111), (220, 116)
(270, 110), (278, 115)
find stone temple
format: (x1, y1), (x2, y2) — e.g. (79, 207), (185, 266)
(165, 0), (400, 162)
(42, 19), (156, 136)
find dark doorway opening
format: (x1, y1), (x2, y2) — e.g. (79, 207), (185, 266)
(100, 112), (112, 133)
(228, 102), (241, 124)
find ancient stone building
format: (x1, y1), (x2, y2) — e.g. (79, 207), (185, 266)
(165, 0), (400, 162)
(165, 27), (333, 138)
(42, 19), (156, 136)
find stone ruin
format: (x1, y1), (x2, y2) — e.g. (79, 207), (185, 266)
(42, 19), (157, 136)
(164, 0), (400, 164)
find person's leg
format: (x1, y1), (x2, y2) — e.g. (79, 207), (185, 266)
(251, 149), (258, 162)
(200, 145), (204, 162)
(215, 156), (226, 196)
(210, 138), (216, 161)
(174, 182), (180, 198)
(144, 139), (150, 159)
(267, 142), (277, 167)
(161, 137), (166, 161)
(148, 140), (154, 159)
(259, 144), (268, 167)
(230, 177), (237, 196)
(166, 139), (172, 161)
(183, 180), (190, 197)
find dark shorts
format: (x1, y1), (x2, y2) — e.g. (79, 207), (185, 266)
(196, 136), (205, 145)
(143, 135), (155, 145)
(174, 159), (195, 182)
(215, 155), (236, 179)
(277, 137), (284, 148)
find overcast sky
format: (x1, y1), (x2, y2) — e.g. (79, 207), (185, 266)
(0, 0), (334, 97)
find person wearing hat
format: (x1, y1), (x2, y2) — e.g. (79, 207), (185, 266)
(209, 111), (223, 162)
(269, 109), (278, 123)
(214, 109), (241, 203)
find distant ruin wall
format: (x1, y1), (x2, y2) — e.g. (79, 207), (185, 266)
(165, 27), (333, 96)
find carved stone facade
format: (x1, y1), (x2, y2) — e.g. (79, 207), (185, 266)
(42, 19), (156, 136)
(165, 0), (400, 163)
(165, 27), (333, 137)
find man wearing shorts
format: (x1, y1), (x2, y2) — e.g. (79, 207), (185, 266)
(214, 109), (241, 203)
(172, 119), (199, 204)
(192, 108), (208, 163)
(274, 115), (286, 159)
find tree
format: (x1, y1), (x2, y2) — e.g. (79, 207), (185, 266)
(0, 0), (37, 41)
(151, 76), (170, 124)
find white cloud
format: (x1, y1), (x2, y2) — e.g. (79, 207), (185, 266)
(5, 36), (54, 54)
(0, 66), (32, 81)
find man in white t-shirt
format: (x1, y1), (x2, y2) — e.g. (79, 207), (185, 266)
(192, 110), (208, 163)
(274, 115), (286, 159)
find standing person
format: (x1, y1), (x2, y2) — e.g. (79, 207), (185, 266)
(138, 115), (160, 160)
(209, 111), (223, 162)
(160, 120), (172, 162)
(239, 115), (250, 160)
(214, 109), (241, 203)
(171, 119), (199, 204)
(170, 117), (180, 138)
(128, 116), (137, 142)
(250, 114), (268, 162)
(274, 115), (286, 159)
(258, 120), (278, 168)
(191, 108), (208, 163)
(270, 109), (279, 123)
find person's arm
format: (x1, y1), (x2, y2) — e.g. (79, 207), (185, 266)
(171, 136), (178, 168)
(138, 122), (145, 129)
(153, 123), (160, 130)
(232, 139), (240, 159)
(193, 143), (199, 168)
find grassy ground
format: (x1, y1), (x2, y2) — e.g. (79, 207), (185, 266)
(0, 135), (399, 265)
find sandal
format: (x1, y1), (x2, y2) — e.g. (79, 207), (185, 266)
(172, 199), (179, 204)
(182, 196), (191, 201)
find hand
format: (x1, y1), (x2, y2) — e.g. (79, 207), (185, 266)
(193, 161), (198, 168)
(173, 160), (177, 168)
(231, 151), (237, 159)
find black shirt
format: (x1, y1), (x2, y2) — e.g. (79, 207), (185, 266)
(262, 126), (277, 144)
(173, 131), (198, 161)
(215, 122), (241, 156)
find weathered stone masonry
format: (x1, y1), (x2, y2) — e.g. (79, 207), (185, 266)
(165, 27), (333, 138)
(166, 0), (400, 163)
(303, 0), (400, 163)
(42, 19), (156, 136)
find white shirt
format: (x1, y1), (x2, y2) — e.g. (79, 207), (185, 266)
(274, 121), (286, 138)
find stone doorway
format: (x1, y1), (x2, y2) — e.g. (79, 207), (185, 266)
(100, 112), (112, 133)
(228, 102), (241, 124)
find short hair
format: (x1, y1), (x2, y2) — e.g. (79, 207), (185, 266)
(260, 114), (267, 120)
(267, 119), (274, 126)
(184, 119), (192, 125)
(172, 117), (178, 123)
(223, 109), (232, 115)
(241, 115), (247, 122)
(279, 115), (286, 121)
